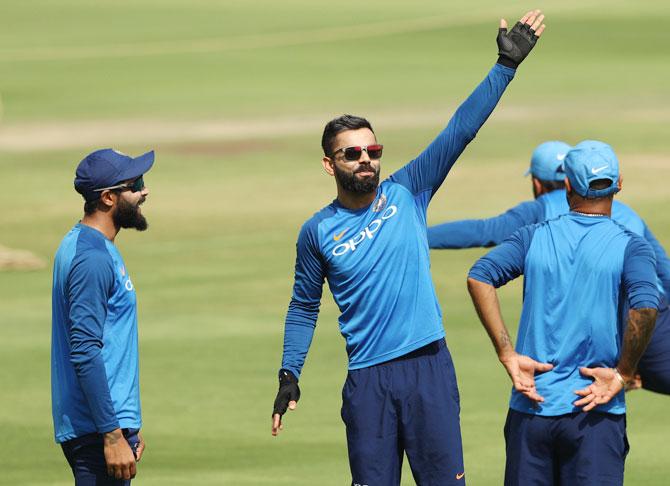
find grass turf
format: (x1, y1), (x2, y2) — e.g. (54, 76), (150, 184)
(0, 1), (669, 484)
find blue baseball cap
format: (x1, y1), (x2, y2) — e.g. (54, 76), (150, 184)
(74, 148), (154, 201)
(563, 140), (620, 198)
(524, 141), (572, 181)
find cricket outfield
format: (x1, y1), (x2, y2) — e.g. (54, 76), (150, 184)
(0, 1), (668, 484)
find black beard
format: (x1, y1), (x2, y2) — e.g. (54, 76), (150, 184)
(334, 164), (380, 194)
(113, 197), (148, 231)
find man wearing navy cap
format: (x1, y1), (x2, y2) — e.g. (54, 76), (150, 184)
(52, 148), (154, 485)
(467, 141), (659, 485)
(428, 140), (670, 394)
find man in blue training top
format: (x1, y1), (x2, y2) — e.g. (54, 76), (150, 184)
(467, 141), (659, 485)
(52, 148), (153, 484)
(270, 10), (546, 485)
(428, 140), (670, 394)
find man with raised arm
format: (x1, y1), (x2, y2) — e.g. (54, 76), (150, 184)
(467, 141), (659, 485)
(271, 10), (546, 485)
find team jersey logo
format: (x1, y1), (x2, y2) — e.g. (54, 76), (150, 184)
(372, 193), (387, 213)
(119, 265), (134, 291)
(332, 205), (398, 256)
(333, 228), (349, 241)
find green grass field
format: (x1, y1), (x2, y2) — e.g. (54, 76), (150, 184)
(1, 1), (669, 484)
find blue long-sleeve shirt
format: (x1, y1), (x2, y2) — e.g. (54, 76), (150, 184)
(429, 188), (670, 301)
(469, 213), (659, 416)
(51, 224), (141, 443)
(281, 63), (516, 378)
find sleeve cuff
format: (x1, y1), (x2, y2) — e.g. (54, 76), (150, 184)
(97, 420), (121, 434)
(468, 268), (495, 286)
(496, 56), (519, 70)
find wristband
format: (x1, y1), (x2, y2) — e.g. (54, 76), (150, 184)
(613, 368), (626, 388)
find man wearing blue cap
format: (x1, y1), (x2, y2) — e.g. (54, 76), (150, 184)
(428, 140), (670, 394)
(52, 148), (154, 485)
(467, 141), (659, 485)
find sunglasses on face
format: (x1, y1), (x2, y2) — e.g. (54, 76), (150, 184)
(333, 144), (384, 162)
(93, 175), (145, 194)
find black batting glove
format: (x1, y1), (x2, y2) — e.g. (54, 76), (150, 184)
(272, 369), (300, 417)
(497, 21), (539, 69)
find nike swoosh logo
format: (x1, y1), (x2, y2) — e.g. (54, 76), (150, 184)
(591, 165), (609, 174)
(333, 228), (348, 241)
(556, 153), (566, 161)
(456, 472), (465, 480)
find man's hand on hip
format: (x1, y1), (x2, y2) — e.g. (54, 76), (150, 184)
(574, 367), (624, 411)
(271, 369), (300, 437)
(103, 428), (137, 480)
(135, 432), (146, 462)
(500, 351), (553, 403)
(497, 9), (546, 68)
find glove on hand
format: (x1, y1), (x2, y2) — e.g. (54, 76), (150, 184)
(497, 21), (539, 69)
(272, 369), (300, 417)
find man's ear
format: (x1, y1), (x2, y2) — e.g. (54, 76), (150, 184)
(617, 174), (623, 192)
(532, 177), (543, 196)
(99, 190), (118, 210)
(322, 156), (335, 177)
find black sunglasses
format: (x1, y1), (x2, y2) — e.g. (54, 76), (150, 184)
(333, 144), (383, 162)
(93, 175), (145, 194)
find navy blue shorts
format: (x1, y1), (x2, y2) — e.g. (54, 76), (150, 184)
(504, 410), (628, 486)
(341, 339), (465, 486)
(638, 302), (670, 394)
(61, 429), (140, 486)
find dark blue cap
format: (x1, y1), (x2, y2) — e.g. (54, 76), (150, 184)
(74, 148), (154, 201)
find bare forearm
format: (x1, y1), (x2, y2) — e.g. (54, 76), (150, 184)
(467, 277), (515, 358)
(617, 308), (657, 379)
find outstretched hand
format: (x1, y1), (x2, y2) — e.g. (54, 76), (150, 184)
(574, 367), (624, 411)
(500, 352), (553, 403)
(497, 9), (546, 68)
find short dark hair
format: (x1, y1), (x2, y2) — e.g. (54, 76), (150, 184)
(578, 178), (616, 201)
(83, 198), (100, 215)
(321, 114), (374, 157)
(538, 179), (566, 192)
(589, 178), (613, 190)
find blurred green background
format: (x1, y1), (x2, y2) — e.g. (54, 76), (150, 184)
(1, 0), (668, 484)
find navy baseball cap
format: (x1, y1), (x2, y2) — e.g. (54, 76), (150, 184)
(74, 148), (154, 202)
(524, 141), (572, 181)
(563, 140), (620, 198)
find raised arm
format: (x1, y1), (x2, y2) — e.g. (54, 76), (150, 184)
(467, 225), (553, 402)
(428, 200), (543, 249)
(390, 10), (545, 199)
(272, 221), (325, 436)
